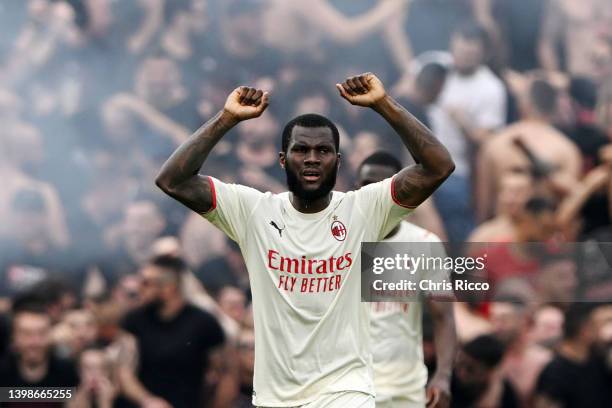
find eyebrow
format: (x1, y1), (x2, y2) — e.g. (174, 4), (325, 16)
(291, 141), (334, 148)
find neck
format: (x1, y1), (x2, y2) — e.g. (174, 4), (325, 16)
(18, 358), (48, 383)
(289, 192), (332, 213)
(559, 339), (590, 362)
(158, 296), (185, 320)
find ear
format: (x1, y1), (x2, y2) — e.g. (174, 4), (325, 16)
(336, 153), (341, 170)
(279, 151), (286, 169)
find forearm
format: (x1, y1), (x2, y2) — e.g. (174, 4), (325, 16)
(156, 110), (238, 190)
(133, 101), (191, 145)
(372, 96), (454, 176)
(428, 300), (456, 380)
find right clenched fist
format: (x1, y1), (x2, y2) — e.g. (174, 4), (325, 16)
(224, 86), (270, 121)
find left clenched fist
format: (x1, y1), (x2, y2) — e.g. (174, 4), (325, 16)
(336, 72), (387, 107)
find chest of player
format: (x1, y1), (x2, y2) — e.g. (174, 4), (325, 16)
(242, 198), (369, 296)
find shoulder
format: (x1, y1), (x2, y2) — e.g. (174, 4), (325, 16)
(478, 67), (505, 88)
(186, 304), (223, 328)
(121, 306), (150, 330)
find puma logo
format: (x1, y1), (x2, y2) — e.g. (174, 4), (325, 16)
(270, 221), (285, 237)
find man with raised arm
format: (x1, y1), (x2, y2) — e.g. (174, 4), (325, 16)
(156, 73), (454, 407)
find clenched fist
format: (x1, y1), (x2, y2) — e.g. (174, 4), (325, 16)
(336, 72), (387, 107)
(224, 86), (270, 121)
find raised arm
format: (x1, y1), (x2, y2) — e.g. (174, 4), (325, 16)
(155, 87), (269, 213)
(336, 73), (455, 208)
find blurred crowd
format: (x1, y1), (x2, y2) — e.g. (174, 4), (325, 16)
(1, 0), (612, 407)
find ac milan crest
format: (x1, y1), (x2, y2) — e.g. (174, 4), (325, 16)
(331, 220), (347, 241)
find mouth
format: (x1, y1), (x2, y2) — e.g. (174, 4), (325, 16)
(302, 169), (321, 182)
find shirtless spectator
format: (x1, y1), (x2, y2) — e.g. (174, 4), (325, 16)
(262, 0), (407, 59)
(477, 79), (581, 221)
(539, 0), (612, 81)
(468, 173), (533, 242)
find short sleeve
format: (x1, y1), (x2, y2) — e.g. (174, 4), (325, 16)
(199, 310), (225, 351)
(354, 177), (414, 241)
(201, 177), (265, 243)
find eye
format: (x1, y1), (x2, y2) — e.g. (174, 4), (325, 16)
(293, 145), (307, 153)
(318, 147), (330, 153)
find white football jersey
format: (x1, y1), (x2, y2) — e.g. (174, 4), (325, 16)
(370, 222), (448, 402)
(202, 176), (413, 407)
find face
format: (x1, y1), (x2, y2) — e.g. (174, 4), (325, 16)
(497, 174), (533, 217)
(280, 126), (339, 202)
(12, 312), (52, 366)
(64, 310), (97, 352)
(139, 265), (178, 305)
(451, 35), (485, 75)
(79, 349), (110, 383)
(357, 163), (397, 188)
(530, 306), (564, 345)
(490, 303), (525, 345)
(516, 211), (557, 242)
(537, 260), (577, 303)
(218, 287), (246, 323)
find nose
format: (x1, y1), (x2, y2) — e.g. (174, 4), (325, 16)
(304, 149), (320, 165)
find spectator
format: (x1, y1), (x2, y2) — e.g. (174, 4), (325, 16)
(71, 345), (118, 408)
(428, 21), (507, 240)
(451, 334), (519, 408)
(217, 285), (247, 324)
(539, 0), (612, 81)
(477, 79), (582, 220)
(535, 303), (612, 407)
(490, 297), (552, 405)
(529, 304), (564, 348)
(0, 300), (79, 407)
(118, 255), (227, 408)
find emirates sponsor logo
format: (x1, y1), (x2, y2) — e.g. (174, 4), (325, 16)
(267, 250), (353, 274)
(267, 249), (353, 293)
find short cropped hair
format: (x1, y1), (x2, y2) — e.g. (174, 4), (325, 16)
(281, 113), (339, 153)
(148, 254), (188, 281)
(359, 151), (403, 174)
(453, 21), (488, 45)
(416, 62), (448, 91)
(463, 334), (505, 368)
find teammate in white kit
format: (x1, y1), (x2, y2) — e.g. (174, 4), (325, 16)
(357, 152), (457, 408)
(156, 73), (455, 407)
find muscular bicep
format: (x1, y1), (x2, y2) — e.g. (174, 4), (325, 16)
(393, 165), (448, 208)
(159, 174), (215, 214)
